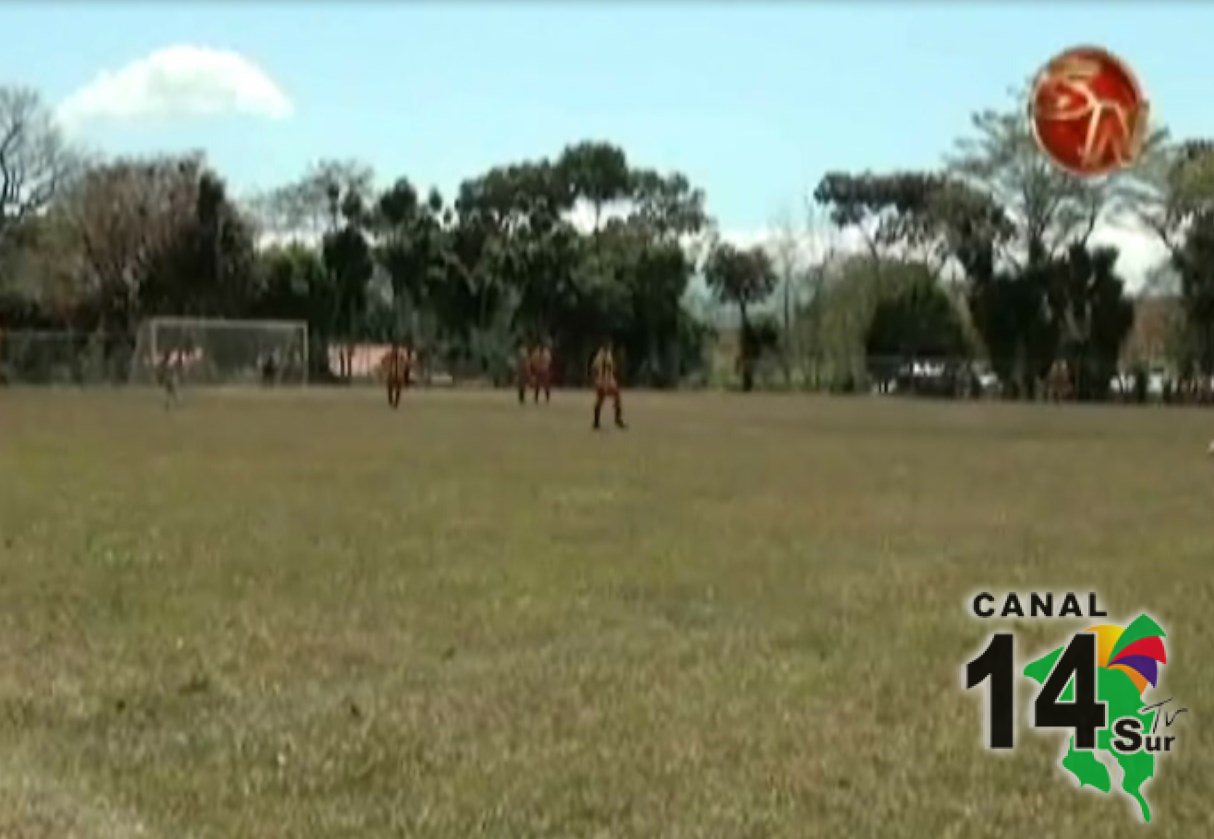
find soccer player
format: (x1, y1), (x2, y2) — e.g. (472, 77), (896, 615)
(1046, 359), (1072, 402)
(590, 338), (626, 430)
(261, 351), (279, 387)
(402, 342), (416, 389)
(531, 341), (553, 403)
(384, 342), (408, 409)
(158, 348), (182, 409)
(516, 342), (533, 404)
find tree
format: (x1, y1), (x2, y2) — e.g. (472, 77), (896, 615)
(814, 170), (961, 277)
(865, 274), (968, 394)
(375, 177), (447, 342)
(322, 195), (374, 380)
(769, 207), (800, 387)
(441, 206), (513, 377)
(249, 162), (376, 379)
(966, 262), (1057, 399)
(61, 156), (197, 333)
(947, 91), (1111, 269)
(252, 243), (333, 379)
(558, 141), (630, 235)
(30, 154), (259, 378)
(628, 169), (708, 242)
(448, 148), (713, 387)
(1050, 244), (1135, 400)
(0, 87), (79, 251)
(455, 159), (582, 374)
(792, 201), (843, 390)
(1122, 139), (1214, 383)
(250, 159), (375, 240)
(622, 169), (709, 384)
(1167, 208), (1214, 381)
(919, 90), (1139, 399)
(58, 155), (257, 323)
(1111, 135), (1209, 255)
(141, 169), (258, 317)
(704, 242), (777, 391)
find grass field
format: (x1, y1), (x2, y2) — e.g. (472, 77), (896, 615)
(1, 387), (1212, 838)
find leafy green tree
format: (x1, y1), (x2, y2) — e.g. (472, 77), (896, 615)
(375, 177), (450, 343)
(1124, 139), (1214, 381)
(876, 90), (1138, 400)
(966, 262), (1057, 399)
(865, 275), (968, 392)
(623, 169), (708, 384)
(1050, 244), (1135, 400)
(813, 170), (954, 273)
(322, 194), (373, 380)
(705, 242), (777, 391)
(252, 243), (333, 379)
(558, 141), (630, 234)
(441, 208), (513, 376)
(935, 93), (1105, 397)
(1171, 209), (1214, 378)
(143, 169), (258, 318)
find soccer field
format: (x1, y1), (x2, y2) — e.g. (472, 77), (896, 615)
(0, 388), (1211, 837)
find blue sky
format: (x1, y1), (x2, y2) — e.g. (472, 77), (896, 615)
(4, 1), (1214, 247)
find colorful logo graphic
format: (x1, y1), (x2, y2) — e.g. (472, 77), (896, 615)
(1029, 45), (1148, 177)
(966, 611), (1186, 823)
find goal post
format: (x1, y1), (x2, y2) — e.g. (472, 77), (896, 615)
(130, 317), (309, 386)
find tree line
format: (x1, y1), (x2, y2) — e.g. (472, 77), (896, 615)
(3, 82), (1214, 399)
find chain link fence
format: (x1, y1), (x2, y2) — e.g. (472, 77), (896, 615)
(0, 330), (136, 385)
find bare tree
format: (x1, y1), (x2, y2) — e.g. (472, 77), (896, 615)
(798, 198), (840, 389)
(248, 160), (375, 242)
(61, 156), (201, 332)
(946, 87), (1130, 270)
(769, 205), (800, 387)
(0, 87), (79, 249)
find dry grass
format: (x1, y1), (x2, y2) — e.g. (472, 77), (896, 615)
(0, 387), (1212, 837)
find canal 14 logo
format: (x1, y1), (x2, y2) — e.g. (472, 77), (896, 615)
(963, 592), (1187, 824)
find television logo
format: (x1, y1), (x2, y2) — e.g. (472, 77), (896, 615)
(1029, 46), (1149, 177)
(963, 593), (1186, 823)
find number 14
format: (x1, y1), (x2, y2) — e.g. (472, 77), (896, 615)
(966, 632), (1108, 750)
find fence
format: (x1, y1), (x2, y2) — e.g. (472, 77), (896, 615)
(5, 331), (1213, 404)
(0, 330), (134, 385)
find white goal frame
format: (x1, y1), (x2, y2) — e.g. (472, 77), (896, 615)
(130, 316), (309, 386)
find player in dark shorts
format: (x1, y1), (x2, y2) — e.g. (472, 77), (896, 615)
(158, 349), (182, 409)
(516, 342), (533, 405)
(590, 339), (626, 430)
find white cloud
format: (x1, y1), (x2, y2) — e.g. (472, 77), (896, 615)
(57, 45), (293, 128)
(1088, 222), (1170, 289)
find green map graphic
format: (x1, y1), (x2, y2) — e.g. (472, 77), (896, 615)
(1024, 646), (1157, 822)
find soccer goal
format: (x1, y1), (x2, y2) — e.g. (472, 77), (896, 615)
(129, 317), (309, 386)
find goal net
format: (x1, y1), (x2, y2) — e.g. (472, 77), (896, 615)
(129, 317), (309, 386)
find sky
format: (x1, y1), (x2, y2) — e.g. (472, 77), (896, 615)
(5, 1), (1214, 284)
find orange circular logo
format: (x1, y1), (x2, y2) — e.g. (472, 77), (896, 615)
(1029, 46), (1148, 177)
